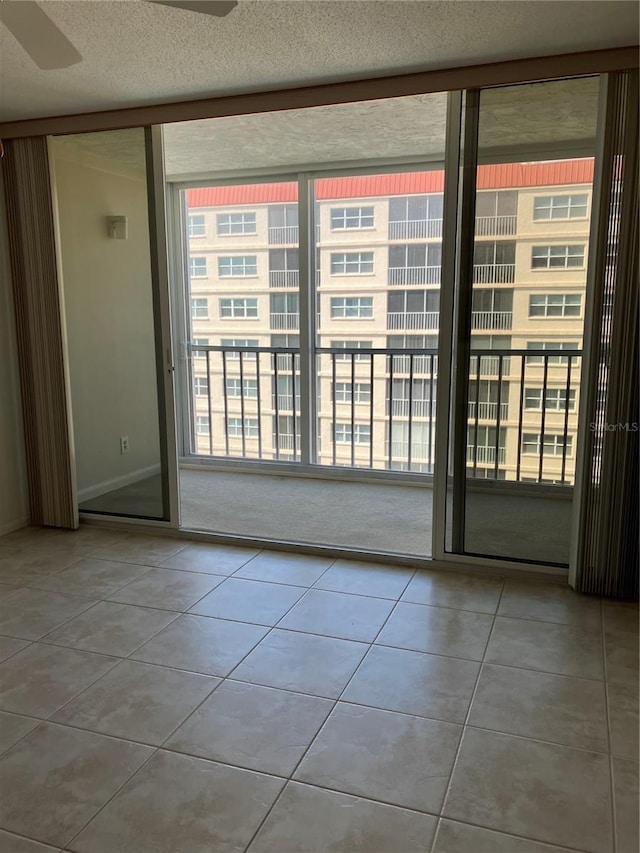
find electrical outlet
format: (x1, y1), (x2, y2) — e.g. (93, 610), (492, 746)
(120, 436), (129, 454)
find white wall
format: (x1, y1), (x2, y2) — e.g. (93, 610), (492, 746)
(0, 163), (29, 534)
(51, 134), (162, 499)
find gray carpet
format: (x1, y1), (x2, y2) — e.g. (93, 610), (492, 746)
(79, 468), (573, 563)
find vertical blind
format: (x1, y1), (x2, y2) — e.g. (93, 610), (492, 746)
(3, 137), (77, 529)
(574, 71), (639, 599)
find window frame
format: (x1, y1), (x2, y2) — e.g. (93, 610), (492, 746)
(532, 194), (589, 221)
(218, 255), (258, 277)
(330, 206), (375, 231)
(219, 298), (259, 319)
(528, 294), (582, 318)
(531, 244), (586, 269)
(191, 297), (209, 319)
(188, 214), (206, 238)
(330, 297), (374, 319)
(189, 256), (207, 278)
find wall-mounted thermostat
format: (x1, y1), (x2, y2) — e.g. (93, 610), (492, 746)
(107, 216), (128, 239)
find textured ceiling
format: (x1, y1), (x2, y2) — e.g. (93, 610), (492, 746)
(50, 77), (599, 180)
(0, 0), (636, 123)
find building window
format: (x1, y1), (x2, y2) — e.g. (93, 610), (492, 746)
(330, 206), (375, 230)
(524, 388), (576, 410)
(330, 297), (373, 319)
(219, 298), (258, 318)
(227, 417), (259, 437)
(388, 243), (442, 284)
(188, 214), (206, 237)
(334, 423), (371, 444)
(529, 295), (582, 318)
(192, 338), (209, 358)
(220, 338), (259, 359)
(195, 415), (210, 435)
(330, 252), (374, 275)
(522, 433), (574, 456)
(194, 377), (209, 396)
(525, 342), (580, 364)
(191, 298), (208, 318)
(216, 212), (257, 235)
(531, 245), (585, 269)
(387, 421), (433, 461)
(389, 194), (443, 223)
(273, 375), (300, 410)
(331, 340), (373, 361)
(387, 290), (440, 315)
(219, 256), (258, 277)
(268, 205), (298, 229)
(475, 191), (517, 219)
(189, 257), (207, 278)
(225, 378), (258, 399)
(334, 382), (371, 403)
(533, 194), (589, 220)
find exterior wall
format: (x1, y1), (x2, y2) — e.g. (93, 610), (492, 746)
(185, 170), (591, 483)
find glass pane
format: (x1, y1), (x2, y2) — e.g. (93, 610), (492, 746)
(51, 128), (169, 520)
(184, 181), (300, 462)
(456, 76), (599, 565)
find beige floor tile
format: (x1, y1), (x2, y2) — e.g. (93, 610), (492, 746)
(70, 749), (283, 853)
(0, 582), (22, 600)
(469, 663), (608, 752)
(0, 643), (117, 717)
(608, 682), (639, 759)
(342, 645), (479, 723)
(189, 578), (304, 626)
(433, 819), (579, 852)
(248, 781), (437, 853)
(106, 568), (224, 611)
(0, 635), (30, 663)
(295, 702), (460, 813)
(31, 559), (151, 599)
(45, 527), (130, 554)
(278, 589), (394, 642)
(443, 727), (613, 853)
(131, 613), (268, 676)
(231, 629), (368, 698)
(0, 722), (152, 849)
(612, 757), (639, 853)
(486, 616), (604, 680)
(89, 534), (187, 566)
(604, 604), (639, 688)
(0, 589), (95, 641)
(0, 830), (61, 852)
(0, 711), (39, 754)
(401, 570), (503, 614)
(43, 601), (179, 656)
(499, 580), (602, 629)
(234, 551), (334, 586)
(158, 542), (259, 575)
(0, 549), (82, 583)
(53, 659), (219, 745)
(377, 602), (492, 661)
(313, 560), (414, 600)
(167, 680), (332, 776)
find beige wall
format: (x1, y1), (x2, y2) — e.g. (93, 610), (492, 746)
(0, 165), (29, 534)
(51, 136), (162, 498)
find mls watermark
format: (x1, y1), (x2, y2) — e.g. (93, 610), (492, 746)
(589, 422), (639, 432)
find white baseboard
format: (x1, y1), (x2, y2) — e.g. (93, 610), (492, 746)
(0, 516), (31, 537)
(78, 464), (161, 503)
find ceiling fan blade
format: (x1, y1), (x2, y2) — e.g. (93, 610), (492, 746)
(149, 1), (238, 17)
(0, 0), (82, 69)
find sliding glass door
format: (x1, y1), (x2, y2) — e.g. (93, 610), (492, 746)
(51, 127), (176, 523)
(443, 76), (601, 566)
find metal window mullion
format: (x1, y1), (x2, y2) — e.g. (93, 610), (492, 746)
(432, 90), (464, 560)
(297, 173), (314, 466)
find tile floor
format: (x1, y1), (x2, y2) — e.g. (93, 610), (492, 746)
(0, 525), (637, 853)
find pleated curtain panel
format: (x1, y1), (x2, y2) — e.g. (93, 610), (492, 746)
(2, 136), (78, 529)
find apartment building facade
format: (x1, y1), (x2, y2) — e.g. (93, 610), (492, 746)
(185, 161), (591, 483)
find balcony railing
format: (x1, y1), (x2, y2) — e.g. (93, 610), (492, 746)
(388, 219), (443, 240)
(387, 311), (439, 330)
(268, 225), (299, 244)
(388, 266), (441, 286)
(473, 263), (515, 284)
(468, 401), (509, 421)
(269, 270), (299, 288)
(270, 312), (300, 330)
(471, 311), (512, 330)
(475, 215), (517, 236)
(467, 445), (506, 464)
(188, 343), (581, 483)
